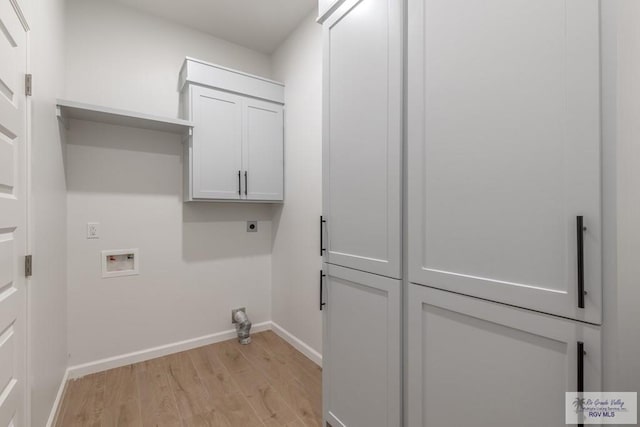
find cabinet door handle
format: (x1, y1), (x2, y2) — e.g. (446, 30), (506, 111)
(577, 341), (585, 427)
(320, 270), (327, 311)
(577, 216), (586, 308)
(238, 170), (242, 196)
(320, 216), (327, 256)
(577, 341), (584, 393)
(244, 171), (248, 196)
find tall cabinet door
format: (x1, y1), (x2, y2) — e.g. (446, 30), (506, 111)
(191, 86), (242, 200)
(243, 98), (284, 201)
(407, 284), (601, 427)
(322, 264), (401, 427)
(322, 0), (403, 278)
(407, 0), (602, 323)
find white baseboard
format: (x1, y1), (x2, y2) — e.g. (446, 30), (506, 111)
(67, 321), (271, 379)
(270, 321), (322, 367)
(50, 320), (321, 424)
(45, 367), (70, 427)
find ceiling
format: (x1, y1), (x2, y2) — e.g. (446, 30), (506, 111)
(112, 0), (317, 53)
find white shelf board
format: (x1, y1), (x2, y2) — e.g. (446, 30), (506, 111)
(56, 99), (194, 135)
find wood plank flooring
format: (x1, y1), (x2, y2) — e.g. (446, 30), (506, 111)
(55, 331), (322, 427)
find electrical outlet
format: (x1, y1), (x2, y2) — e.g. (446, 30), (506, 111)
(247, 221), (257, 232)
(87, 223), (100, 239)
(232, 307), (246, 323)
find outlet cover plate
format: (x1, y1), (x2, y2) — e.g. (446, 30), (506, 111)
(232, 307), (246, 323)
(87, 222), (100, 239)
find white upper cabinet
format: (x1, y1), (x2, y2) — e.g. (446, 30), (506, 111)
(322, 0), (403, 278)
(181, 58), (284, 202)
(190, 86), (243, 200)
(243, 98), (284, 201)
(407, 0), (602, 323)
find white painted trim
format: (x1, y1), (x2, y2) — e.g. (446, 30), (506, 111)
(270, 321), (323, 367)
(65, 321), (322, 380)
(67, 321), (271, 379)
(56, 99), (194, 135)
(184, 57), (284, 86)
(9, 0), (30, 31)
(316, 0), (347, 24)
(45, 367), (70, 427)
(180, 59), (285, 104)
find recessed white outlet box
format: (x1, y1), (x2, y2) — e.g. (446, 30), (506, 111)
(101, 248), (139, 278)
(87, 222), (100, 239)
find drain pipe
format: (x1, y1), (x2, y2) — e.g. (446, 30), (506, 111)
(233, 309), (252, 345)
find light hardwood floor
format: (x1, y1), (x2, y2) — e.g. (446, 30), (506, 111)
(55, 331), (322, 427)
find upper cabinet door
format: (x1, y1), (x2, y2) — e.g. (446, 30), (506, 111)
(191, 86), (243, 200)
(323, 0), (403, 279)
(407, 0), (601, 323)
(243, 99), (284, 201)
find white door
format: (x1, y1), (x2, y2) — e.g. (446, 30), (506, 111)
(407, 284), (601, 427)
(191, 86), (242, 200)
(322, 0), (403, 279)
(0, 0), (28, 425)
(242, 98), (283, 201)
(407, 0), (601, 323)
(322, 264), (401, 427)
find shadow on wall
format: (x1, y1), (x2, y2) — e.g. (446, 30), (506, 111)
(64, 118), (275, 262)
(271, 203), (284, 251)
(64, 118), (183, 195)
(182, 202), (273, 262)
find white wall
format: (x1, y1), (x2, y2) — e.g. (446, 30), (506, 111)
(271, 12), (324, 355)
(64, 0), (274, 366)
(602, 0), (640, 393)
(29, 0), (68, 425)
(64, 0), (272, 117)
(615, 0), (640, 393)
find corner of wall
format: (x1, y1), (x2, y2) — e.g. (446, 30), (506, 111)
(29, 0), (69, 424)
(269, 7), (324, 356)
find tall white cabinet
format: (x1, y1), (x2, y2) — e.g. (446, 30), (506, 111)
(320, 0), (403, 425)
(404, 0), (603, 425)
(321, 0), (604, 425)
(407, 0), (602, 325)
(181, 58), (285, 202)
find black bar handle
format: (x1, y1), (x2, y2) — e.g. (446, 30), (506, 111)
(238, 170), (241, 196)
(577, 341), (584, 392)
(320, 270), (327, 311)
(320, 216), (327, 256)
(244, 171), (248, 196)
(577, 216), (585, 308)
(577, 341), (585, 427)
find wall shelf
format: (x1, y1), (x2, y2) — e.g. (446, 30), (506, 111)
(56, 99), (194, 135)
